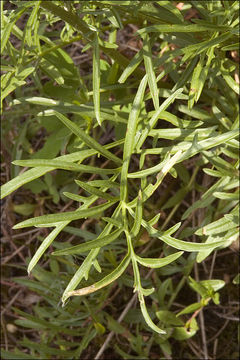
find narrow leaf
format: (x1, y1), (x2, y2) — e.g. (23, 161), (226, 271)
(142, 33), (159, 110)
(138, 292), (166, 334)
(131, 190), (142, 237)
(52, 228), (123, 255)
(137, 24), (230, 34)
(136, 251), (183, 268)
(118, 49), (143, 83)
(13, 202), (116, 229)
(1, 167), (52, 199)
(120, 74), (148, 201)
(13, 159), (121, 175)
(45, 110), (122, 165)
(93, 32), (101, 125)
(67, 252), (131, 297)
(158, 234), (227, 252)
(28, 223), (68, 274)
(75, 180), (118, 201)
(137, 88), (183, 150)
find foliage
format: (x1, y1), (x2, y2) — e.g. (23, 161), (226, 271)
(1, 1), (239, 359)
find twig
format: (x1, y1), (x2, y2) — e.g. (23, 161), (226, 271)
(193, 189), (208, 360)
(2, 233), (39, 265)
(1, 224), (26, 264)
(187, 339), (212, 359)
(1, 228), (39, 241)
(1, 289), (22, 316)
(94, 292), (138, 360)
(1, 315), (8, 351)
(213, 339), (218, 360)
(207, 319), (230, 344)
(212, 310), (239, 322)
(209, 251), (217, 279)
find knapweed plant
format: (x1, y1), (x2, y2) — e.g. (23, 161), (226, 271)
(1, 0), (239, 358)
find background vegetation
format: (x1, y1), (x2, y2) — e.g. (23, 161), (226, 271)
(1, 1), (239, 359)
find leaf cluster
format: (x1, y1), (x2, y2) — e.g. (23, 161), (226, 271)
(1, 1), (239, 358)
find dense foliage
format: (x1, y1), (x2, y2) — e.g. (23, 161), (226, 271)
(1, 1), (239, 359)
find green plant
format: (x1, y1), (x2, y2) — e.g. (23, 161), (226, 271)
(1, 1), (239, 359)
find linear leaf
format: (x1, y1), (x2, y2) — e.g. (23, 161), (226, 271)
(118, 49), (143, 83)
(195, 47), (215, 102)
(1, 139), (124, 199)
(28, 223), (68, 273)
(196, 228), (239, 263)
(182, 32), (232, 62)
(138, 291), (166, 334)
(158, 234), (227, 252)
(62, 204), (122, 303)
(67, 252), (131, 297)
(63, 192), (87, 203)
(129, 208), (227, 252)
(93, 32), (101, 125)
(13, 202), (116, 229)
(12, 159), (121, 175)
(195, 215), (238, 236)
(62, 248), (99, 304)
(137, 88), (183, 150)
(88, 180), (120, 188)
(142, 33), (159, 110)
(188, 54), (204, 109)
(120, 74), (148, 201)
(1, 167), (52, 199)
(44, 110), (122, 165)
(40, 59), (64, 85)
(136, 251), (183, 268)
(213, 191), (239, 200)
(221, 70), (240, 95)
(1, 6), (29, 53)
(128, 157), (169, 178)
(75, 180), (118, 201)
(148, 127), (217, 141)
(40, 1), (144, 78)
(52, 228), (123, 255)
(137, 24), (230, 34)
(140, 150), (182, 203)
(25, 1), (40, 47)
(131, 190), (142, 237)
